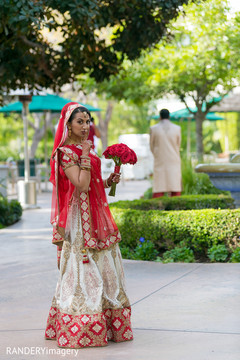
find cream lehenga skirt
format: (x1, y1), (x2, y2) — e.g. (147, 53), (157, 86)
(45, 196), (133, 348)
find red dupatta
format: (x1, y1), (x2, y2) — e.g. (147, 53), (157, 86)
(50, 102), (121, 249)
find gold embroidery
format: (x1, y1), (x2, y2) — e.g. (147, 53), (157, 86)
(68, 282), (87, 314)
(61, 265), (75, 303)
(84, 267), (102, 308)
(49, 202), (131, 321)
(66, 211), (92, 314)
(111, 245), (117, 259)
(102, 297), (114, 309)
(102, 254), (118, 300)
(51, 296), (57, 308)
(63, 163), (79, 171)
(89, 249), (99, 262)
(59, 147), (79, 162)
(61, 239), (71, 276)
(117, 287), (131, 308)
(45, 306), (133, 347)
(57, 226), (65, 240)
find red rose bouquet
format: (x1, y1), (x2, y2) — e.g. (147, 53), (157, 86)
(103, 143), (138, 196)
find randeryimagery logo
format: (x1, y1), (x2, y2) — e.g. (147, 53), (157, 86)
(6, 346), (79, 357)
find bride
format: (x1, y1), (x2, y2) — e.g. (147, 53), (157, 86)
(45, 102), (133, 348)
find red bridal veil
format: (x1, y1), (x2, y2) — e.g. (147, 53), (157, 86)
(49, 102), (119, 249)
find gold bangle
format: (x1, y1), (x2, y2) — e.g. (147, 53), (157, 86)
(81, 158), (91, 167)
(80, 166), (91, 171)
(104, 179), (111, 188)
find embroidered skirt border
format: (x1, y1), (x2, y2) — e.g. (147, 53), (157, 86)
(45, 306), (133, 348)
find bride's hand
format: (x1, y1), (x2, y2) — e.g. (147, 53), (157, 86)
(82, 140), (92, 157)
(108, 172), (121, 185)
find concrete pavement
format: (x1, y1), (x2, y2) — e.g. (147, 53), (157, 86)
(0, 180), (240, 359)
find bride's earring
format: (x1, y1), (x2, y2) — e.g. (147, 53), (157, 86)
(68, 127), (72, 137)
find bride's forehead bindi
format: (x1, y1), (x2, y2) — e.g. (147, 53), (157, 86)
(74, 112), (90, 121)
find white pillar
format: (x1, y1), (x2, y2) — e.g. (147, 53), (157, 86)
(22, 100), (30, 182)
(17, 95), (37, 208)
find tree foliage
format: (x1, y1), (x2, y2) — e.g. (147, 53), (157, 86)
(100, 0), (240, 159)
(216, 112), (240, 152)
(78, 57), (155, 150)
(147, 0), (240, 159)
(0, 0), (197, 100)
(79, 58), (154, 106)
(0, 114), (23, 161)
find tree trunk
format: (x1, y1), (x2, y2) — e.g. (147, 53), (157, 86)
(30, 127), (45, 158)
(86, 93), (114, 152)
(99, 121), (108, 151)
(29, 111), (54, 158)
(100, 101), (114, 151)
(195, 112), (204, 162)
(93, 100), (114, 152)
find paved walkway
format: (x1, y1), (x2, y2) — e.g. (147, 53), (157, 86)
(0, 180), (240, 359)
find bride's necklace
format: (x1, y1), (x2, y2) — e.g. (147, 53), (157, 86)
(65, 138), (82, 146)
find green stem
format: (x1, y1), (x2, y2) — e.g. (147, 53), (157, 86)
(109, 182), (117, 196)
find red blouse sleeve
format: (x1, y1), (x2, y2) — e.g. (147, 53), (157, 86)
(59, 148), (79, 171)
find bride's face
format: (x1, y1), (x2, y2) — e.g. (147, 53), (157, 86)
(71, 112), (90, 141)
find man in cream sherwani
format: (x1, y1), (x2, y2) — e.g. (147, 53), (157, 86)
(150, 108), (182, 198)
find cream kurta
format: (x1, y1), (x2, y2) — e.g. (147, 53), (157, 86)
(150, 119), (182, 193)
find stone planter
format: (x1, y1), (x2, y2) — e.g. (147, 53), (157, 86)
(195, 163), (240, 208)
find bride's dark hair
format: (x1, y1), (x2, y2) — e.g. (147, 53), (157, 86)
(68, 106), (91, 123)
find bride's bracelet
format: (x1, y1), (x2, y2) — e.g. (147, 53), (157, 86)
(80, 166), (91, 171)
(80, 156), (91, 169)
(104, 178), (111, 188)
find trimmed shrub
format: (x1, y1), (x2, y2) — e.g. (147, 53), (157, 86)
(119, 245), (135, 260)
(142, 187), (153, 199)
(0, 196), (22, 228)
(143, 158), (230, 199)
(110, 194), (234, 211)
(119, 237), (159, 261)
(112, 207), (240, 262)
(181, 159), (229, 195)
(230, 247), (240, 263)
(161, 242), (195, 263)
(207, 244), (229, 262)
(133, 238), (158, 261)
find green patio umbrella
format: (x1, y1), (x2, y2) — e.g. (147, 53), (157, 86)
(0, 94), (101, 113)
(152, 108), (224, 157)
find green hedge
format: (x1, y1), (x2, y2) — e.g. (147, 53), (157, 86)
(110, 194), (234, 211)
(111, 207), (240, 261)
(0, 197), (22, 228)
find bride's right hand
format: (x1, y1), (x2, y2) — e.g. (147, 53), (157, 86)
(82, 140), (92, 157)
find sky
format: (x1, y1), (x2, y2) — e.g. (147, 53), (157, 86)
(229, 0), (240, 12)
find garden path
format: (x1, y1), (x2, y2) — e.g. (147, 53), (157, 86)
(0, 180), (239, 360)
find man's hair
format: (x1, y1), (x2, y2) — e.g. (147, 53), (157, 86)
(159, 109), (170, 119)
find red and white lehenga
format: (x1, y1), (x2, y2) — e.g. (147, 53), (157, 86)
(44, 103), (133, 349)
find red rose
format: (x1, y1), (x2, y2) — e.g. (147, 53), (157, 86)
(103, 143), (137, 165)
(103, 146), (114, 158)
(114, 143), (126, 157)
(102, 143), (137, 196)
(108, 148), (115, 157)
(121, 150), (132, 164)
(129, 150), (137, 165)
